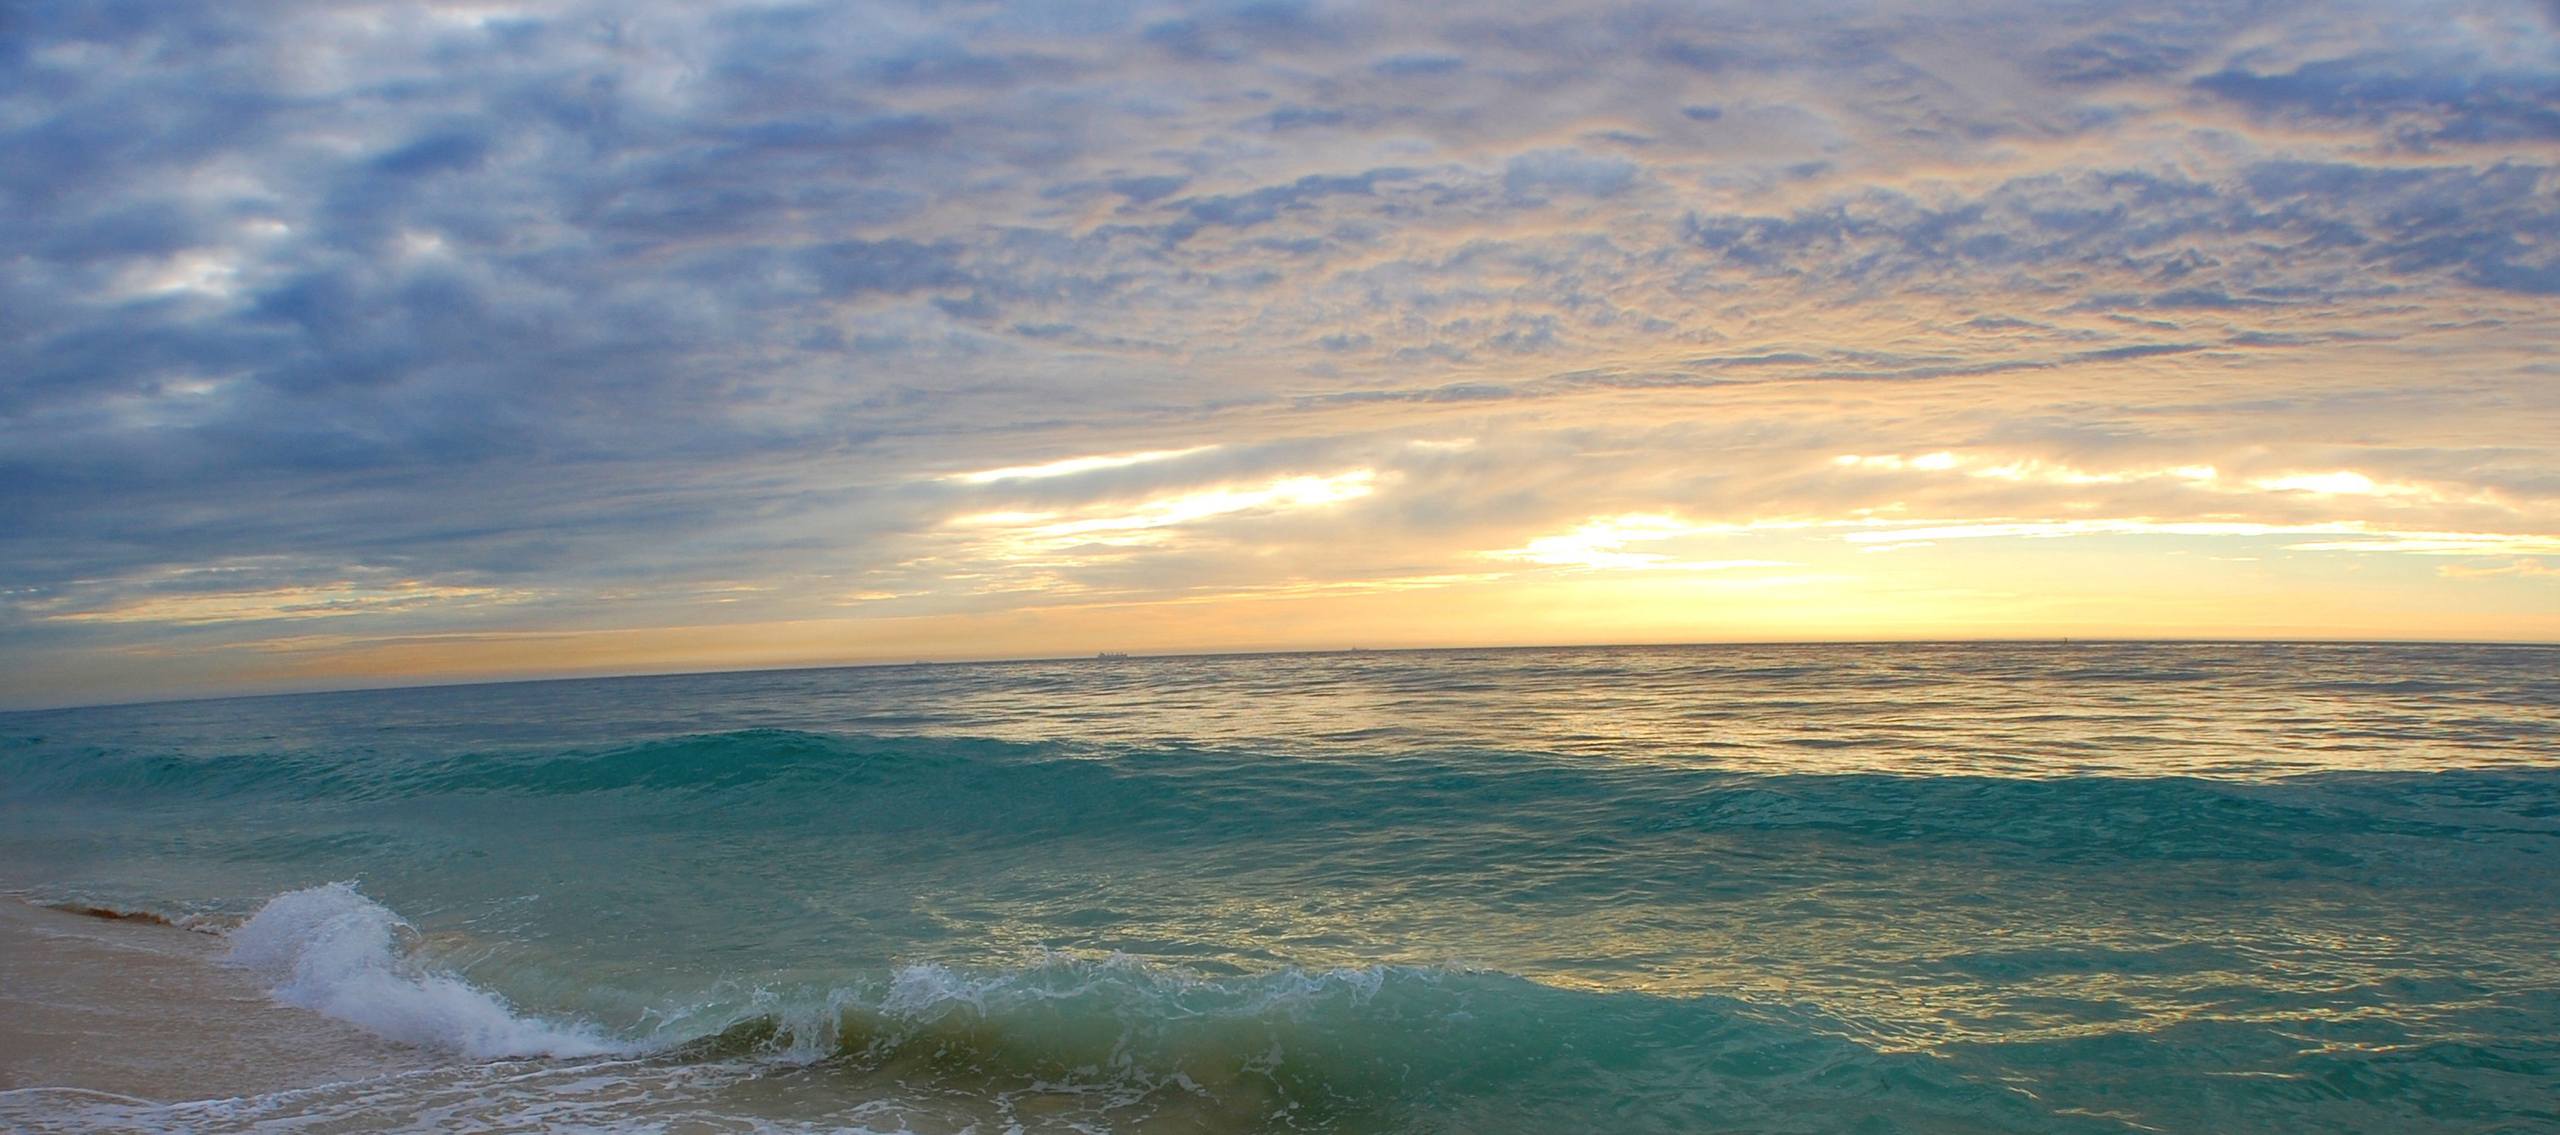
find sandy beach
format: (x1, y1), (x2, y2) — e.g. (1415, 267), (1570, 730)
(0, 898), (429, 1108)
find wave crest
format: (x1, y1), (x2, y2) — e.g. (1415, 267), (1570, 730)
(225, 883), (613, 1060)
(188, 887), (2121, 1132)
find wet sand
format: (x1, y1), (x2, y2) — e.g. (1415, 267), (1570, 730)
(0, 897), (1224, 1133)
(0, 898), (430, 1106)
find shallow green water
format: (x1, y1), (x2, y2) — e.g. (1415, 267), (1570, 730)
(3, 642), (2556, 1132)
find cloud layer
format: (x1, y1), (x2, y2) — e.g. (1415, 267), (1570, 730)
(5, 0), (2557, 705)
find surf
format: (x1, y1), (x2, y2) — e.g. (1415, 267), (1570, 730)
(5, 644), (2556, 1133)
(225, 883), (616, 1060)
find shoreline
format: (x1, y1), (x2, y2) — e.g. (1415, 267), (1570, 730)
(0, 897), (433, 1106)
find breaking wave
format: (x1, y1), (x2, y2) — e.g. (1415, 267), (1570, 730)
(225, 884), (614, 1060)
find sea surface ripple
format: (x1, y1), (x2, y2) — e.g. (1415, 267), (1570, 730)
(1, 642), (2554, 1133)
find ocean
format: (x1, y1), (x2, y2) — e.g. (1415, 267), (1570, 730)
(2, 642), (2555, 1133)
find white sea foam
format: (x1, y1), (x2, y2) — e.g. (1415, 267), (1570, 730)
(0, 1067), (928, 1135)
(225, 883), (615, 1060)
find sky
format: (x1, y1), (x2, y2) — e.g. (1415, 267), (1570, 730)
(4, 0), (2558, 708)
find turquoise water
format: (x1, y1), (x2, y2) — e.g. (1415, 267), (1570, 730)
(4, 642), (2557, 1132)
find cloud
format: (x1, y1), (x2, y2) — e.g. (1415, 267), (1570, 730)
(1167, 169), (1417, 235)
(1375, 53), (1465, 77)
(945, 446), (1220, 485)
(1492, 514), (1795, 572)
(2195, 55), (2560, 146)
(1504, 150), (1640, 200)
(801, 239), (972, 297)
(42, 580), (533, 627)
(1681, 163), (2560, 302)
(3, 0), (2557, 703)
(2439, 558), (2554, 580)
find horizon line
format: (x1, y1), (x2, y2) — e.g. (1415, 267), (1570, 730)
(7, 634), (2554, 716)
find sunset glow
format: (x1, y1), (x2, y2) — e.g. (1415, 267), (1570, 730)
(4, 1), (2556, 707)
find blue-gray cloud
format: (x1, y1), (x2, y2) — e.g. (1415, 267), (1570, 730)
(3, 0), (2557, 703)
